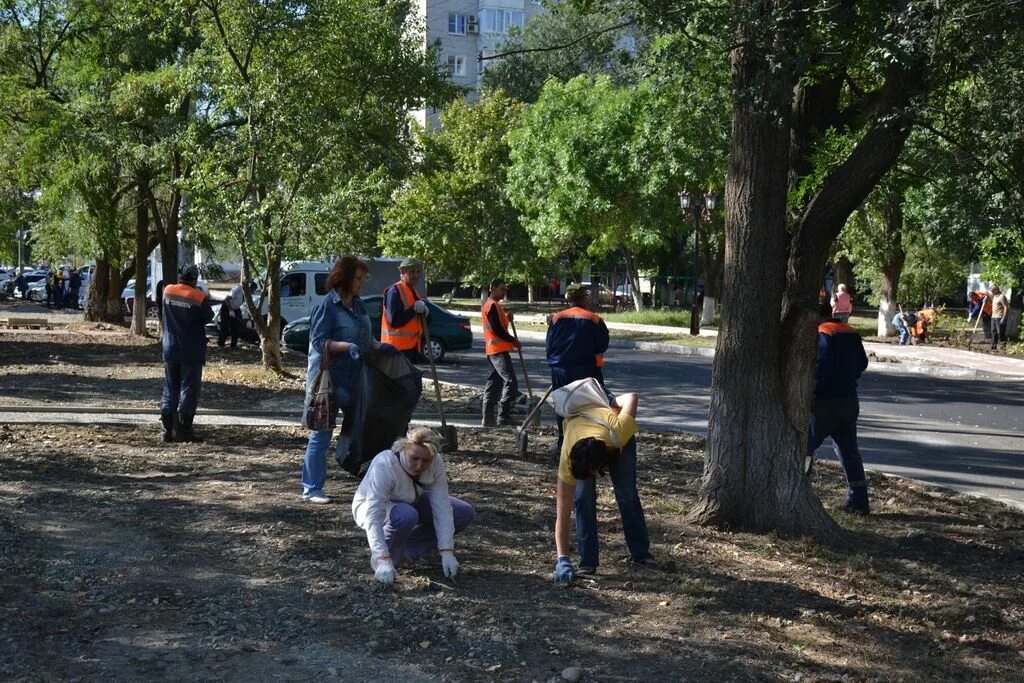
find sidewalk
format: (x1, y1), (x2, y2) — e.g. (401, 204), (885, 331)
(460, 311), (1024, 379)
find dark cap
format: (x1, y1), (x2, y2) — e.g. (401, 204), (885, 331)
(399, 257), (424, 270)
(180, 266), (200, 283)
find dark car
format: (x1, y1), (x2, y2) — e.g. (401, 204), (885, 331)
(282, 295), (472, 362)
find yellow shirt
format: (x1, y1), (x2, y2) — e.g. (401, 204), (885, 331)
(558, 407), (638, 485)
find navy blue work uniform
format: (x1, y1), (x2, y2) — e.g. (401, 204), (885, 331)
(806, 319), (870, 512)
(160, 282), (215, 419)
(546, 306), (610, 448)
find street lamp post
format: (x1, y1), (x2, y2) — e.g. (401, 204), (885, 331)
(678, 190), (717, 336)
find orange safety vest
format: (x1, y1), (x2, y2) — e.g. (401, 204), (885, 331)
(381, 281), (423, 351)
(973, 292), (992, 315)
(551, 306), (605, 367)
(482, 299), (515, 355)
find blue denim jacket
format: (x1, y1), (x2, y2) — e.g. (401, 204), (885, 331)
(305, 290), (373, 408)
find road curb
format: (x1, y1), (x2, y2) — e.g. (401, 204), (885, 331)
(492, 325), (996, 378)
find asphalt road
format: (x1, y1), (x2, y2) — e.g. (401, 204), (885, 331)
(432, 338), (1024, 510)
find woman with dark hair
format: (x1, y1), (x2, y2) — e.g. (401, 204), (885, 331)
(301, 256), (396, 504)
(551, 391), (660, 583)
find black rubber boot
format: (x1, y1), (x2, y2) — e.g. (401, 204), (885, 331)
(160, 412), (175, 443)
(178, 414), (201, 443)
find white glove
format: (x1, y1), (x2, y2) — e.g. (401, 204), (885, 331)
(413, 300), (428, 315)
(440, 551), (459, 579)
(374, 558), (396, 585)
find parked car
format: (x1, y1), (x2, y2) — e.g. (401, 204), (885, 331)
(122, 276), (209, 318)
(24, 273), (49, 301)
(281, 295), (472, 362)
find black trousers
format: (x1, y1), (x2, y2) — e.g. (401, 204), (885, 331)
(484, 352), (518, 419)
(218, 306), (241, 347)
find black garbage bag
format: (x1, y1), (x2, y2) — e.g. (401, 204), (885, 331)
(339, 350), (423, 477)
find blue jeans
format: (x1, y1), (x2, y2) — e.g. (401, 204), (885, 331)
(896, 323), (910, 345)
(385, 493), (476, 567)
(807, 397), (867, 499)
(574, 437), (651, 569)
(160, 362), (203, 418)
(302, 428), (349, 497)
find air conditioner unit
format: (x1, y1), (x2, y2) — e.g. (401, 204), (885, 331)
(467, 15), (479, 33)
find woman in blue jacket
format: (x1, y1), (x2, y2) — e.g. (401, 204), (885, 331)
(301, 256), (395, 504)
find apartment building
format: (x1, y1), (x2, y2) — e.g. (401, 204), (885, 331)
(414, 0), (547, 128)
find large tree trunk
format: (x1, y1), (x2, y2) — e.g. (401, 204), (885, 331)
(685, 37), (839, 540)
(1007, 285), (1022, 340)
(130, 187), (150, 337)
(699, 223), (724, 325)
(85, 257), (127, 324)
(833, 256), (854, 295)
(875, 198), (906, 337)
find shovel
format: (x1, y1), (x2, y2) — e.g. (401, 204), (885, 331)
(421, 313), (458, 452)
(516, 384), (553, 458)
(509, 318), (539, 427)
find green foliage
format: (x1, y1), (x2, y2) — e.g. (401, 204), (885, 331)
(381, 92), (541, 286)
(506, 50), (729, 264)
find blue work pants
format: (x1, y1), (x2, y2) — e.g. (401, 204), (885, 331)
(807, 397), (867, 497)
(573, 437), (652, 569)
(160, 362), (203, 418)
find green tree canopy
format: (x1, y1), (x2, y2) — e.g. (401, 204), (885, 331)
(380, 91), (542, 289)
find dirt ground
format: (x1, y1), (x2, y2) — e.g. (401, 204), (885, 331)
(2, 332), (1024, 681)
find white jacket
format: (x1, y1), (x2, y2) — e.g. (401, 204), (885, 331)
(351, 449), (455, 563)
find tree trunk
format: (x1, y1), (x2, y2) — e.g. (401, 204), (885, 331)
(130, 187), (149, 337)
(834, 255), (854, 295)
(685, 40), (840, 540)
(701, 296), (716, 326)
(85, 257), (127, 324)
(260, 254), (284, 371)
(237, 219), (285, 373)
(875, 198), (906, 337)
(1007, 285), (1022, 340)
(698, 217), (724, 325)
(623, 248), (643, 312)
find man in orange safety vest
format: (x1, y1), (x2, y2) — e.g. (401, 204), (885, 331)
(382, 257), (428, 363)
(481, 278), (520, 427)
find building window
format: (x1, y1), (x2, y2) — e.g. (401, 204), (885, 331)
(446, 54), (467, 77)
(448, 13), (466, 35)
(480, 8), (524, 34)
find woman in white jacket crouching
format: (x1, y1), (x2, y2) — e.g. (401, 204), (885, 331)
(352, 427), (475, 584)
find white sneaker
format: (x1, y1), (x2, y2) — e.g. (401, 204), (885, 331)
(304, 493), (331, 504)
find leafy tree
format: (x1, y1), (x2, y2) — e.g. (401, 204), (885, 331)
(186, 0), (451, 370)
(380, 92), (542, 294)
(588, 0), (1024, 538)
(507, 59), (728, 311)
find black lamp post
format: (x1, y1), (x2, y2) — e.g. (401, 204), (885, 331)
(678, 189), (716, 335)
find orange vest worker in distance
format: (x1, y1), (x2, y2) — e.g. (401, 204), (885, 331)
(480, 278), (520, 427)
(382, 257), (427, 363)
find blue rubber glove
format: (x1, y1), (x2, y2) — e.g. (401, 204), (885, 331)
(553, 555), (575, 584)
(378, 343), (398, 355)
(348, 343), (361, 360)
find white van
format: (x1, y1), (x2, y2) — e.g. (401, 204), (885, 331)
(228, 258), (426, 330)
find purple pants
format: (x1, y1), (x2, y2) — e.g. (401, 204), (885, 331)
(384, 493), (475, 567)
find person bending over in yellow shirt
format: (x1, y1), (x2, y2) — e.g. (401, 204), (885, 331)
(553, 391), (660, 583)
